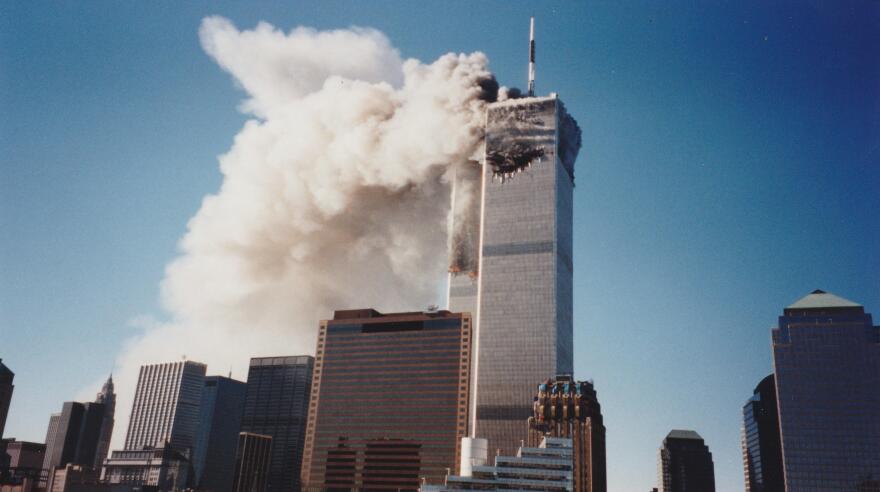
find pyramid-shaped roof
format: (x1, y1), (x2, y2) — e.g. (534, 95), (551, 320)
(787, 289), (861, 310)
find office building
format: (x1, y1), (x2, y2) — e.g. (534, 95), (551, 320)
(193, 376), (246, 492)
(0, 360), (13, 438)
(239, 356), (312, 492)
(231, 433), (272, 492)
(657, 430), (715, 492)
(772, 290), (880, 490)
(448, 94), (581, 457)
(103, 443), (189, 491)
(741, 375), (783, 492)
(424, 436), (574, 492)
(301, 309), (472, 490)
(123, 360), (206, 453)
(2, 440), (46, 470)
(528, 376), (605, 492)
(93, 375), (115, 470)
(42, 402), (106, 474)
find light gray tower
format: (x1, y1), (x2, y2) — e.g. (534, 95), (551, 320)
(449, 93), (581, 456)
(93, 374), (115, 469)
(123, 361), (206, 453)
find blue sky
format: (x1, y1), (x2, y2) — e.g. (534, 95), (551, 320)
(2, 2), (878, 491)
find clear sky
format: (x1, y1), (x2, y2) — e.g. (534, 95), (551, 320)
(2, 2), (878, 491)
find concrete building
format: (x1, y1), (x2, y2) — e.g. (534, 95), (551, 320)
(772, 290), (880, 490)
(123, 361), (207, 454)
(424, 436), (574, 492)
(103, 443), (189, 492)
(448, 94), (581, 457)
(301, 309), (472, 491)
(92, 376), (115, 470)
(741, 375), (783, 492)
(2, 440), (46, 470)
(192, 376), (246, 492)
(0, 360), (13, 439)
(528, 377), (605, 492)
(239, 356), (312, 492)
(657, 430), (715, 492)
(231, 433), (272, 492)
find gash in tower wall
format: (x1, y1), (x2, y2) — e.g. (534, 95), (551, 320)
(449, 94), (581, 456)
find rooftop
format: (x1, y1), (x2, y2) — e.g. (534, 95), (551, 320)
(666, 430), (703, 441)
(786, 289), (862, 310)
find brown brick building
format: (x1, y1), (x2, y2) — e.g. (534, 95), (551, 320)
(301, 309), (472, 491)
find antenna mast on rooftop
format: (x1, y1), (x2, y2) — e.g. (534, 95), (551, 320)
(528, 17), (536, 97)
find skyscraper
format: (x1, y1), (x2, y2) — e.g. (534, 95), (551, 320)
(0, 359), (13, 438)
(528, 376), (606, 492)
(239, 356), (312, 492)
(657, 430), (715, 492)
(772, 290), (880, 490)
(123, 360), (207, 453)
(193, 375), (246, 492)
(448, 94), (580, 456)
(741, 375), (783, 492)
(231, 433), (272, 492)
(301, 309), (472, 491)
(93, 374), (115, 469)
(42, 402), (106, 472)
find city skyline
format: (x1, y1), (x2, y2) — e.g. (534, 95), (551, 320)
(2, 2), (879, 492)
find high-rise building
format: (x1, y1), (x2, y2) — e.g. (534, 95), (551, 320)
(43, 402), (106, 473)
(657, 430), (715, 492)
(424, 436), (574, 492)
(528, 376), (605, 492)
(123, 361), (207, 453)
(448, 94), (581, 456)
(741, 374), (783, 492)
(239, 356), (312, 492)
(772, 290), (880, 490)
(231, 433), (272, 492)
(301, 309), (472, 491)
(93, 375), (115, 470)
(0, 359), (13, 438)
(193, 376), (246, 492)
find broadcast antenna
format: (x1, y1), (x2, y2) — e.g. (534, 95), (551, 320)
(528, 17), (536, 97)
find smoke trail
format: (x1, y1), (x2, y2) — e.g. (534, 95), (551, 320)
(94, 17), (496, 449)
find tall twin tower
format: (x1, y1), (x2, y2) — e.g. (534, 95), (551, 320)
(447, 64), (582, 455)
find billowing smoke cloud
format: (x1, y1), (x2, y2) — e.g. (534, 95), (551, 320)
(93, 16), (497, 449)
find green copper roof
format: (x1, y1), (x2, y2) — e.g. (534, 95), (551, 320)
(787, 289), (862, 309)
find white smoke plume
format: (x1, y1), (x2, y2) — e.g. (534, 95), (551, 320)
(93, 17), (497, 450)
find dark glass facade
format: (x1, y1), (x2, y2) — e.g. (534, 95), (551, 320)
(43, 402), (106, 471)
(657, 430), (715, 492)
(232, 432), (272, 492)
(0, 359), (12, 439)
(741, 375), (783, 492)
(240, 356), (313, 492)
(772, 290), (880, 491)
(301, 309), (472, 491)
(194, 376), (247, 492)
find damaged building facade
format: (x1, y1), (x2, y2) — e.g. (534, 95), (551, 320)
(448, 94), (581, 457)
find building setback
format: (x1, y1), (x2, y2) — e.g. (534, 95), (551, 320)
(528, 376), (605, 492)
(301, 309), (472, 491)
(741, 375), (783, 492)
(657, 430), (715, 492)
(231, 433), (272, 492)
(239, 356), (312, 492)
(0, 360), (14, 439)
(123, 361), (207, 453)
(448, 94), (581, 457)
(103, 443), (189, 492)
(192, 376), (246, 492)
(772, 290), (880, 490)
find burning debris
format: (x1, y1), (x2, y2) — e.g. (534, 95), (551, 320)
(486, 143), (546, 182)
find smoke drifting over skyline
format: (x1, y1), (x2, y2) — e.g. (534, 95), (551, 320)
(98, 16), (498, 449)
